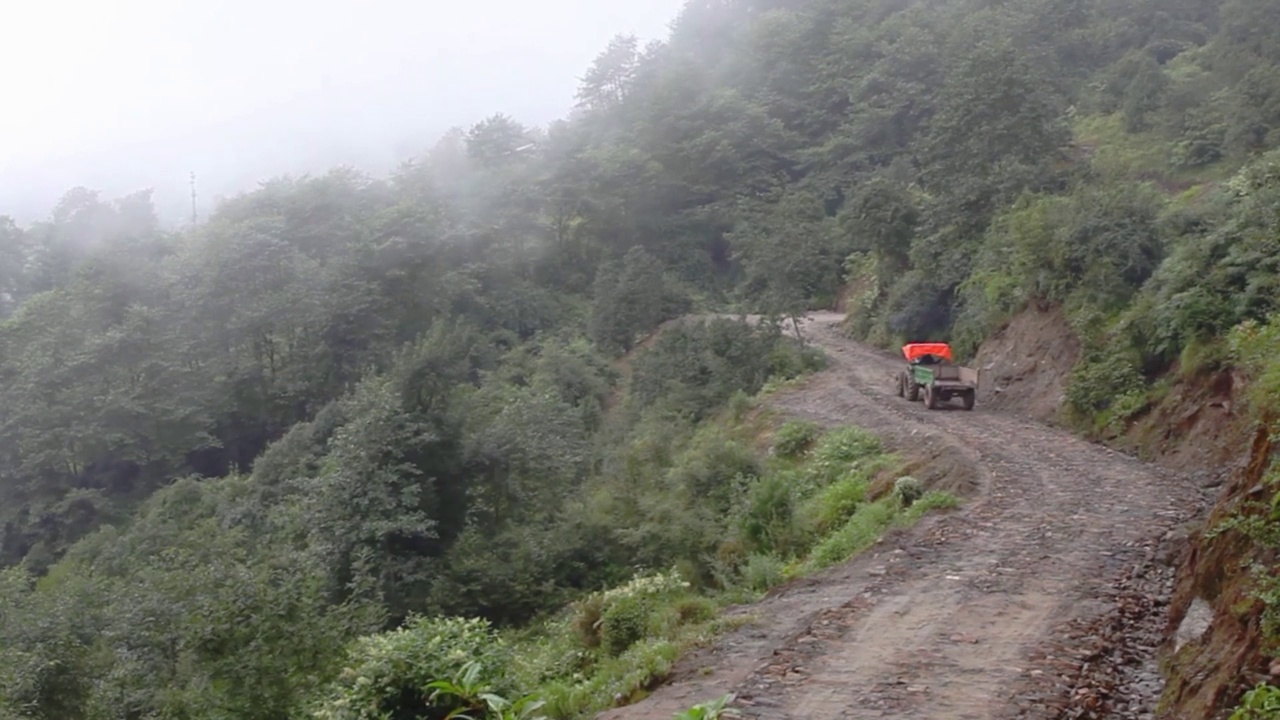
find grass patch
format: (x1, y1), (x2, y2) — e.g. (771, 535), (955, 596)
(507, 580), (760, 719)
(1074, 113), (1236, 187)
(805, 496), (900, 570)
(803, 490), (961, 572)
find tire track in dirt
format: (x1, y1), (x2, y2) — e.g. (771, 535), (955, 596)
(596, 312), (1206, 720)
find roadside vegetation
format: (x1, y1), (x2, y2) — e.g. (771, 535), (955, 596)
(309, 411), (956, 720)
(1195, 316), (1280, 717)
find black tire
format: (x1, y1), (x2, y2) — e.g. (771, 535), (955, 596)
(896, 373), (905, 398)
(924, 385), (938, 410)
(907, 379), (920, 402)
(962, 390), (975, 411)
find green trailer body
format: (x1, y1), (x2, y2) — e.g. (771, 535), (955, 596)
(894, 342), (978, 411)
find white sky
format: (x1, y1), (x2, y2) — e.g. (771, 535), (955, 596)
(0, 0), (684, 223)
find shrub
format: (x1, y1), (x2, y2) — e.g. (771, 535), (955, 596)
(767, 342), (826, 379)
(424, 662), (550, 720)
(667, 432), (762, 511)
(600, 594), (651, 657)
(628, 319), (814, 422)
(312, 616), (515, 720)
(894, 477), (924, 508)
(739, 474), (799, 555)
(773, 421), (820, 458)
(1229, 316), (1280, 418)
(1178, 337), (1229, 379)
(665, 427), (762, 517)
(672, 596), (717, 626)
(741, 554), (786, 593)
(573, 570), (690, 657)
(727, 390), (753, 422)
(800, 472), (869, 536)
(808, 428), (883, 486)
(1100, 389), (1151, 435)
(572, 595), (606, 650)
(1065, 344), (1146, 416)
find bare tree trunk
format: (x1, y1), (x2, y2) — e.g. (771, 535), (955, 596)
(788, 312), (806, 346)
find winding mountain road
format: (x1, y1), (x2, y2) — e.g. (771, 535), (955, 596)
(598, 312), (1206, 720)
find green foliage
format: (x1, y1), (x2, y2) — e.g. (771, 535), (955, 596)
(957, 180), (1166, 348)
(628, 318), (819, 423)
(572, 570), (691, 658)
(773, 420), (820, 458)
(1229, 316), (1280, 418)
(312, 616), (515, 720)
(671, 596), (717, 626)
(799, 472), (870, 537)
(673, 694), (739, 720)
(740, 554), (787, 593)
(804, 490), (960, 571)
(1065, 342), (1147, 418)
(1231, 683), (1280, 720)
(806, 498), (900, 570)
(422, 662), (549, 720)
(601, 595), (652, 657)
(894, 477), (925, 508)
(508, 568), (716, 719)
(731, 192), (850, 320)
(806, 427), (884, 487)
(740, 473), (801, 557)
(590, 247), (692, 356)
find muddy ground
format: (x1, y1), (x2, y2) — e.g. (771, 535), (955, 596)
(597, 312), (1215, 720)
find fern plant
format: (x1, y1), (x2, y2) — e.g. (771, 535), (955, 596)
(426, 661), (549, 720)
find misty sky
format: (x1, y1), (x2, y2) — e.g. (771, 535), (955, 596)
(0, 0), (685, 225)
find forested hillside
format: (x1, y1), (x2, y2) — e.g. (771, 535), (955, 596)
(3, 0), (1280, 717)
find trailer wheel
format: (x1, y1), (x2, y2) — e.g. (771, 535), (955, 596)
(924, 385), (938, 410)
(962, 390), (975, 411)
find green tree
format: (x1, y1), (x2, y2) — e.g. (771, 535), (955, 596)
(577, 34), (641, 111)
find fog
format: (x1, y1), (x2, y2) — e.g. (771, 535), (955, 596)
(0, 0), (684, 226)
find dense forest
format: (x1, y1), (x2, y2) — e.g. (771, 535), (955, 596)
(4, 0), (1280, 717)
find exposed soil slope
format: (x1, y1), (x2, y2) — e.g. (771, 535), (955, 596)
(971, 304), (1080, 424)
(598, 312), (1212, 720)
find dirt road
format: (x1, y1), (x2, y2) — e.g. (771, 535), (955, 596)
(598, 312), (1207, 720)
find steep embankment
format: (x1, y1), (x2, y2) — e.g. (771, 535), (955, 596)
(1161, 424), (1273, 720)
(598, 312), (1211, 720)
(971, 305), (1081, 424)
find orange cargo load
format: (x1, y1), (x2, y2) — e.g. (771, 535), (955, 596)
(902, 342), (954, 363)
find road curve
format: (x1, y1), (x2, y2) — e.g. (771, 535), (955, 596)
(597, 312), (1204, 720)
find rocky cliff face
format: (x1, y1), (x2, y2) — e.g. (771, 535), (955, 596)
(1161, 426), (1275, 719)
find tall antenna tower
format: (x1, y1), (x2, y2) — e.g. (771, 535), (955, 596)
(189, 172), (198, 225)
